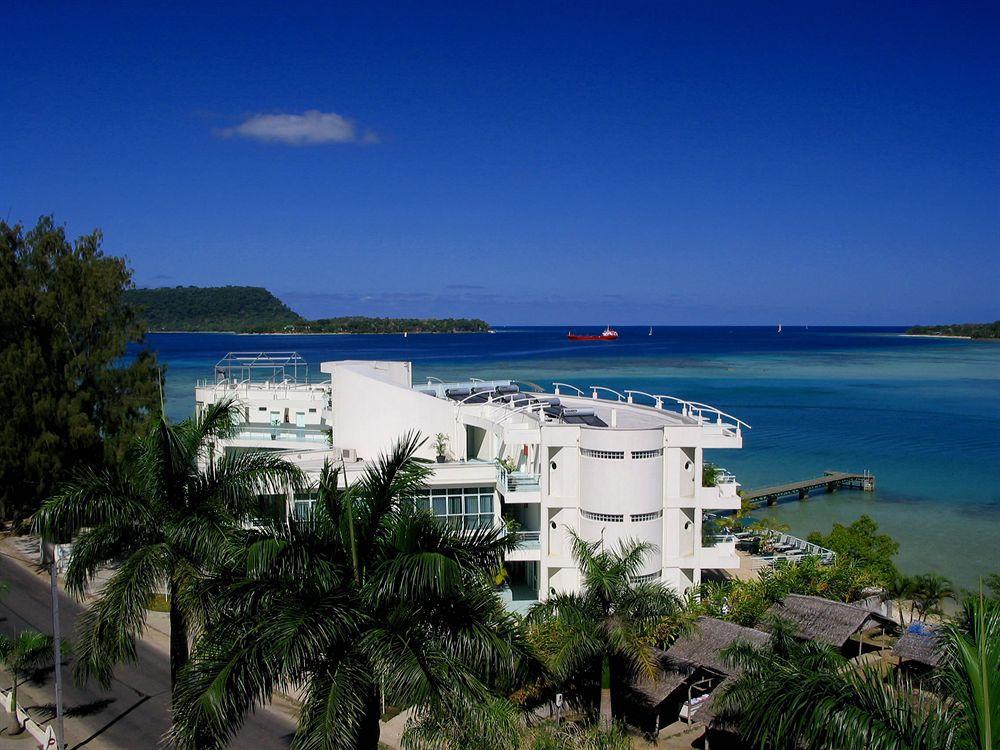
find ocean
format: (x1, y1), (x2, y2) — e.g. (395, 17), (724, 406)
(140, 326), (1000, 590)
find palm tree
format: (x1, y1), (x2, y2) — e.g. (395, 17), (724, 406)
(912, 573), (955, 621)
(715, 615), (953, 749)
(526, 532), (682, 725)
(0, 630), (54, 734)
(33, 400), (303, 694)
(716, 594), (999, 750)
(938, 591), (998, 750)
(168, 433), (531, 750)
(882, 572), (915, 627)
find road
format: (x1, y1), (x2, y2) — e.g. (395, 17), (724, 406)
(0, 542), (297, 749)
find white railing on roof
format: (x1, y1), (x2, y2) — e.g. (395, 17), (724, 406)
(589, 386), (626, 401)
(552, 382), (585, 396)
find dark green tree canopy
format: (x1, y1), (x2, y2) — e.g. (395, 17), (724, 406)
(0, 216), (159, 522)
(807, 514), (899, 583)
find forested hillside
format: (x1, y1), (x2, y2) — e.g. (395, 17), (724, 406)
(127, 286), (490, 333)
(126, 286), (303, 331)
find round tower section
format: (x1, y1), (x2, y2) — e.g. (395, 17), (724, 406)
(578, 426), (665, 577)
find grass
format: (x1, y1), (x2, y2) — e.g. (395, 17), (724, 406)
(146, 593), (170, 612)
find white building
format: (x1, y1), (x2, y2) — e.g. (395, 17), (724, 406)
(196, 354), (748, 610)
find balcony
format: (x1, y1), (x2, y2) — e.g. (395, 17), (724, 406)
(232, 422), (331, 445)
(496, 465), (542, 503)
(698, 534), (739, 569)
(506, 530), (541, 561)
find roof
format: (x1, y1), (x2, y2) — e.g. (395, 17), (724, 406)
(893, 624), (943, 668)
(629, 617), (770, 707)
(666, 617), (770, 674)
(764, 594), (896, 647)
(629, 658), (690, 706)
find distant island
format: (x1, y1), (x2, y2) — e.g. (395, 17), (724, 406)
(125, 286), (490, 334)
(905, 321), (1000, 339)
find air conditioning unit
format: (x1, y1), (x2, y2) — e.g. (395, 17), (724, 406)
(341, 448), (357, 462)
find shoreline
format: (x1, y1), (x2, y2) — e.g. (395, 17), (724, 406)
(901, 333), (973, 340)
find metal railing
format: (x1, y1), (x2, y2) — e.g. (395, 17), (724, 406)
(514, 531), (541, 549)
(747, 532), (837, 566)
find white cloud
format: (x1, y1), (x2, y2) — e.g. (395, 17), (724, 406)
(217, 110), (377, 145)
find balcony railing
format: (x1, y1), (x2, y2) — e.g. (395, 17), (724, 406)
(514, 531), (541, 549)
(496, 463), (541, 494)
(235, 423), (331, 443)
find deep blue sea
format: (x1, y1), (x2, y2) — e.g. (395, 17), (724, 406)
(138, 326), (1000, 589)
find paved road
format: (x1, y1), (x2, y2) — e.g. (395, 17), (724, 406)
(0, 546), (297, 749)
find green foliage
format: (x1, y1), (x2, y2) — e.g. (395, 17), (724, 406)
(716, 594), (999, 749)
(0, 629), (55, 718)
(126, 285), (303, 332)
(906, 321), (1000, 339)
(702, 462), (721, 487)
(125, 285), (491, 333)
(525, 721), (630, 750)
(701, 556), (881, 627)
(307, 316), (491, 334)
(526, 532), (682, 722)
(168, 434), (530, 750)
(0, 217), (160, 522)
(807, 514), (899, 583)
(938, 593), (999, 750)
(34, 400), (304, 694)
(747, 516), (790, 537)
(433, 432), (449, 458)
(715, 619), (953, 750)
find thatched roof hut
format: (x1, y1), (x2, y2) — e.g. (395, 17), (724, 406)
(893, 624), (942, 668)
(629, 658), (690, 707)
(667, 617), (770, 675)
(764, 594), (896, 648)
(630, 617), (770, 707)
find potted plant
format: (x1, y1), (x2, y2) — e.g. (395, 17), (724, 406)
(434, 433), (449, 463)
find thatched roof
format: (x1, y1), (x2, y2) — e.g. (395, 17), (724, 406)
(629, 617), (770, 707)
(629, 655), (690, 706)
(764, 594), (896, 647)
(667, 617), (770, 674)
(893, 624), (942, 668)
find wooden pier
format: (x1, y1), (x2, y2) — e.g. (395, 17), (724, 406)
(742, 470), (875, 508)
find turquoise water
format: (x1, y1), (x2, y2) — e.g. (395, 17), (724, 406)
(141, 327), (1000, 589)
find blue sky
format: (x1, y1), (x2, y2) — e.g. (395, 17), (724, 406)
(3, 2), (997, 325)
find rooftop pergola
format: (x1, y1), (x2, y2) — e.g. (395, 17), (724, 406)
(213, 352), (309, 384)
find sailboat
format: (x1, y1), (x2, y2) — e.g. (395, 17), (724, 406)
(777, 324), (782, 333)
(648, 327), (653, 336)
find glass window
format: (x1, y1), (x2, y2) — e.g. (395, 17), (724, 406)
(416, 486), (496, 530)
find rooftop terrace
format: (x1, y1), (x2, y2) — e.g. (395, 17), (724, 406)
(417, 377), (749, 435)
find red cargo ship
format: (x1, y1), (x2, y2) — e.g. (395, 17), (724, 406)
(567, 326), (619, 341)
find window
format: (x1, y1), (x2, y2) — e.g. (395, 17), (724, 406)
(580, 509), (624, 523)
(631, 448), (663, 459)
(308, 408), (317, 413)
(293, 491), (318, 521)
(580, 449), (624, 460)
(415, 486), (495, 530)
(632, 572), (661, 583)
(630, 510), (663, 522)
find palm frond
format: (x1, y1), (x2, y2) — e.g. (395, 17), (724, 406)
(73, 542), (172, 689)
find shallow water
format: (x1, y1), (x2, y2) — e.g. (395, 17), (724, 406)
(139, 326), (1000, 590)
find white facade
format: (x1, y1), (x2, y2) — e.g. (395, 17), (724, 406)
(196, 356), (747, 605)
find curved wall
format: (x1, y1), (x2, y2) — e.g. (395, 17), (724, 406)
(578, 427), (664, 576)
